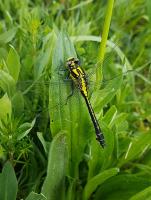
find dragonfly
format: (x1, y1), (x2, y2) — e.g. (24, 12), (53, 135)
(66, 57), (105, 148)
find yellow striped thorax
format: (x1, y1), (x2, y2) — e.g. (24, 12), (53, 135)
(67, 57), (88, 97)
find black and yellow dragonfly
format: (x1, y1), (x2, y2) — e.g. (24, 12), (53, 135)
(66, 57), (105, 148)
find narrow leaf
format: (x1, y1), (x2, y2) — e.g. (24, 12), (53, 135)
(25, 192), (46, 200)
(95, 175), (151, 200)
(0, 161), (18, 200)
(130, 186), (151, 200)
(0, 28), (17, 44)
(0, 69), (16, 97)
(83, 168), (119, 200)
(0, 94), (12, 120)
(6, 45), (20, 82)
(17, 118), (36, 140)
(37, 132), (48, 154)
(119, 131), (151, 167)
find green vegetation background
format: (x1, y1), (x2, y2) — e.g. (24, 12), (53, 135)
(0, 0), (151, 200)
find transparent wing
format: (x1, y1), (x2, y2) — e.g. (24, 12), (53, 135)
(12, 60), (150, 140)
(81, 39), (132, 84)
(15, 68), (137, 115)
(16, 78), (75, 112)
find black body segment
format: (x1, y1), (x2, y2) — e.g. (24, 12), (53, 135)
(83, 95), (105, 148)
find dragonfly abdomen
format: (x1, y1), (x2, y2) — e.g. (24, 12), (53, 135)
(84, 96), (105, 148)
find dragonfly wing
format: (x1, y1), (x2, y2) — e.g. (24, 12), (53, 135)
(15, 79), (75, 118)
(16, 69), (135, 117)
(88, 72), (128, 112)
(82, 37), (134, 86)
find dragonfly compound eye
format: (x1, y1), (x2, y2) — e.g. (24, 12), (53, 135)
(74, 59), (80, 65)
(67, 57), (79, 68)
(67, 57), (74, 66)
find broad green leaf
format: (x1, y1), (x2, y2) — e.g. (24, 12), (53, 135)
(118, 131), (151, 167)
(130, 186), (151, 200)
(50, 30), (77, 135)
(0, 161), (18, 200)
(50, 31), (90, 179)
(6, 45), (20, 82)
(95, 175), (151, 200)
(17, 118), (36, 140)
(0, 94), (11, 120)
(25, 192), (46, 200)
(34, 31), (57, 79)
(41, 133), (68, 200)
(0, 69), (16, 97)
(50, 31), (71, 135)
(0, 28), (17, 44)
(62, 31), (77, 59)
(83, 168), (119, 200)
(88, 136), (104, 179)
(11, 91), (24, 117)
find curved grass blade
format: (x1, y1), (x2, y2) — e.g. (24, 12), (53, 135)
(25, 192), (46, 200)
(95, 174), (151, 200)
(83, 168), (119, 200)
(0, 161), (18, 200)
(130, 186), (151, 200)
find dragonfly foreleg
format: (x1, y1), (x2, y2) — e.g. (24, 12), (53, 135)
(65, 81), (75, 105)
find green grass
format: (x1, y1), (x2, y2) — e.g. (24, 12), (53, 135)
(0, 0), (151, 200)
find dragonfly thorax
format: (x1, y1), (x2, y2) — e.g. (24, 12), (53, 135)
(67, 57), (79, 70)
(67, 57), (88, 98)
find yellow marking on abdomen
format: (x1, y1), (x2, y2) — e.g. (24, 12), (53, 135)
(81, 77), (88, 97)
(77, 67), (84, 75)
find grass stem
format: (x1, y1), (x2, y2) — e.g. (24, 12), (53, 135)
(96, 0), (115, 84)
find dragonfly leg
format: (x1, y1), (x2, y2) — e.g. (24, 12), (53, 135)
(65, 81), (74, 105)
(64, 72), (70, 80)
(57, 68), (68, 77)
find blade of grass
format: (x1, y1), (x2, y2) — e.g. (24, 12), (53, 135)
(0, 161), (18, 200)
(130, 186), (151, 200)
(83, 168), (119, 200)
(25, 192), (46, 200)
(68, 0), (93, 11)
(97, 0), (115, 84)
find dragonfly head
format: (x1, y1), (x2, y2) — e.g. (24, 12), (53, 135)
(67, 57), (80, 69)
